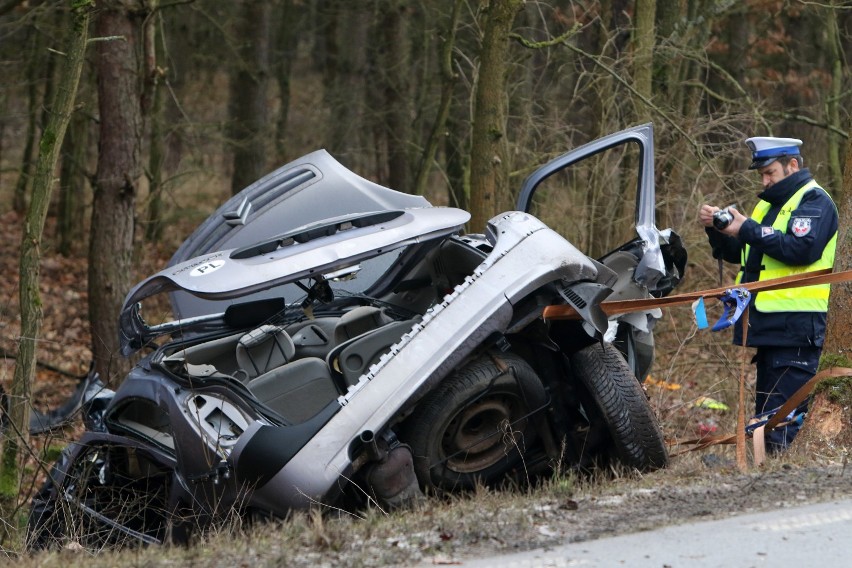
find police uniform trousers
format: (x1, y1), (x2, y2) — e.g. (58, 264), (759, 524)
(753, 345), (821, 452)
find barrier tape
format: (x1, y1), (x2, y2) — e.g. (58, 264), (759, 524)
(542, 268), (852, 320)
(542, 268), (852, 467)
(669, 367), (852, 460)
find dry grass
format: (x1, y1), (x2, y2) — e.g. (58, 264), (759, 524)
(13, 454), (850, 567)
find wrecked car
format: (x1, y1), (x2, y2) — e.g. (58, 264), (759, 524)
(28, 123), (686, 548)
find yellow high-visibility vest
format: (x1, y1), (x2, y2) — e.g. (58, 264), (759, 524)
(736, 180), (836, 312)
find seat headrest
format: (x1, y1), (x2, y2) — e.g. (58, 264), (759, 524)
(333, 306), (391, 343)
(236, 325), (296, 379)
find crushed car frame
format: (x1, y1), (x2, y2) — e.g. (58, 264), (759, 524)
(29, 123), (686, 549)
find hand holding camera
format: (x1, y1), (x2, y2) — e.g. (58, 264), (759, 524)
(712, 204), (738, 230)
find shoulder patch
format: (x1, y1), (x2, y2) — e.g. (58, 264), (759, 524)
(791, 217), (812, 237)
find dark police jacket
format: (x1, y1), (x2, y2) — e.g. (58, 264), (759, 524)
(705, 169), (838, 348)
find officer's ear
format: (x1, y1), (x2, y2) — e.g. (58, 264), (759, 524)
(789, 157), (801, 172)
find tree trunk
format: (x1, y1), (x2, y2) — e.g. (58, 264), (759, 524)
(468, 0), (523, 232)
(824, 1), (843, 194)
(414, 0), (463, 197)
(633, 0), (655, 120)
(375, 0), (412, 191)
(228, 0), (272, 195)
(790, 381), (852, 459)
(0, 0), (92, 548)
(321, 0), (369, 168)
(144, 63), (166, 242)
(56, 97), (90, 256)
(89, 0), (145, 383)
(144, 5), (166, 242)
(274, 0), (299, 159)
(653, 0), (687, 116)
(444, 104), (468, 211)
(791, 115), (852, 457)
(12, 27), (43, 214)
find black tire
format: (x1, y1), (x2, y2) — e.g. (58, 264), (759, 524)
(571, 343), (668, 471)
(613, 325), (654, 383)
(28, 443), (175, 550)
(403, 352), (547, 492)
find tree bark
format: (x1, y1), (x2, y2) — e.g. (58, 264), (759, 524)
(633, 0), (655, 120)
(792, 114), (852, 457)
(414, 0), (463, 197)
(228, 0), (272, 195)
(1, 0), (92, 548)
(824, 1), (843, 195)
(144, 4), (165, 242)
(321, 0), (369, 169)
(468, 0), (523, 232)
(274, 0), (299, 159)
(12, 26), (43, 214)
(89, 0), (145, 383)
(375, 0), (412, 191)
(56, 96), (90, 256)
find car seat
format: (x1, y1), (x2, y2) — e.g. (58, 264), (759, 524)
(235, 325), (296, 380)
(236, 325), (340, 423)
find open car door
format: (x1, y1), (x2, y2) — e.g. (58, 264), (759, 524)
(516, 123), (687, 379)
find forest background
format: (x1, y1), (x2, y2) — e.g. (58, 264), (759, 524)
(0, 0), (851, 557)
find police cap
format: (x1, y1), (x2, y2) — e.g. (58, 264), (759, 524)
(745, 136), (803, 170)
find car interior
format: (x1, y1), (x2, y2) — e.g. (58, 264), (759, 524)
(157, 236), (489, 424)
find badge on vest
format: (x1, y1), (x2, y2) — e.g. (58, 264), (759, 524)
(791, 217), (812, 237)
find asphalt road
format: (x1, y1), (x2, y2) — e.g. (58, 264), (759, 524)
(443, 497), (852, 568)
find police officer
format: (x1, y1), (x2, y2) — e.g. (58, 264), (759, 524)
(699, 136), (838, 453)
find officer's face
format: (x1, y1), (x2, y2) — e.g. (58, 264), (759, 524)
(757, 159), (798, 189)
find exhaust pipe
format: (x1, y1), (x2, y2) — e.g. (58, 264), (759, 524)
(359, 430), (423, 509)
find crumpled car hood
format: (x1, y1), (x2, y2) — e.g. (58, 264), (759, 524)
(123, 207), (469, 306)
(118, 148), (473, 356)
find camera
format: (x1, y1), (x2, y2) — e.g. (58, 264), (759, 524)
(712, 205), (736, 230)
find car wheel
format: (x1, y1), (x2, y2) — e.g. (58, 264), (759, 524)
(613, 325), (655, 383)
(403, 352), (547, 492)
(571, 343), (668, 471)
(28, 443), (177, 550)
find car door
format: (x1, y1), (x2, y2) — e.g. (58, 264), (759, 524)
(515, 123), (687, 380)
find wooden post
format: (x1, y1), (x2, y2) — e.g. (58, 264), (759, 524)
(736, 308), (749, 471)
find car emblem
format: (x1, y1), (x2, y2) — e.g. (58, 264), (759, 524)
(222, 197), (251, 226)
(791, 217), (811, 237)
